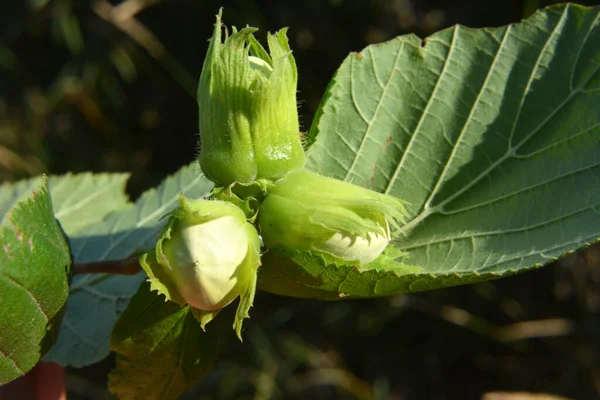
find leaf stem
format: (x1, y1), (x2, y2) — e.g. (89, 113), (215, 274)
(74, 257), (141, 275)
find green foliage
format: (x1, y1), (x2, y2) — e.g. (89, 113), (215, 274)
(45, 164), (214, 367)
(108, 281), (226, 400)
(49, 173), (130, 234)
(0, 181), (71, 384)
(0, 178), (46, 219)
(0, 173), (129, 229)
(41, 5), (600, 375)
(256, 3), (600, 297)
(1, 4), (599, 397)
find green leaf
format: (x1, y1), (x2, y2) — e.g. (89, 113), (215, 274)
(258, 248), (422, 300)
(50, 173), (130, 234)
(259, 4), (600, 298)
(0, 179), (42, 219)
(0, 181), (71, 384)
(45, 164), (214, 367)
(108, 281), (226, 400)
(0, 173), (130, 230)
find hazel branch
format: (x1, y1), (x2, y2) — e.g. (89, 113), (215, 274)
(74, 257), (141, 275)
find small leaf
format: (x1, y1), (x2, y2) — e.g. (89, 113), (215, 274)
(0, 181), (71, 384)
(260, 4), (600, 297)
(108, 281), (227, 400)
(45, 164), (214, 368)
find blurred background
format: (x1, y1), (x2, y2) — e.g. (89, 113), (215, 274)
(2, 0), (600, 399)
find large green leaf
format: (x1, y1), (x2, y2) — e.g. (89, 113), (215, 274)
(50, 173), (130, 234)
(0, 173), (130, 230)
(45, 164), (214, 367)
(108, 281), (227, 400)
(259, 4), (600, 298)
(0, 181), (71, 384)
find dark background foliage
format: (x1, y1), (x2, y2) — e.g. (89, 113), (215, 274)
(1, 0), (600, 399)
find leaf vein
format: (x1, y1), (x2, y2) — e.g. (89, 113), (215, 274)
(55, 177), (126, 219)
(398, 202), (600, 251)
(384, 27), (458, 196)
(423, 26), (511, 210)
(0, 272), (49, 322)
(440, 161), (600, 215)
(344, 41), (405, 181)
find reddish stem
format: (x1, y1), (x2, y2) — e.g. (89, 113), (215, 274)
(74, 257), (141, 275)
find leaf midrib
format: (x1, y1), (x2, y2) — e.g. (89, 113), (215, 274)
(54, 177), (127, 219)
(397, 6), (599, 238)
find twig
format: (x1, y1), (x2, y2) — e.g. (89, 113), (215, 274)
(74, 256), (141, 275)
(493, 318), (574, 342)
